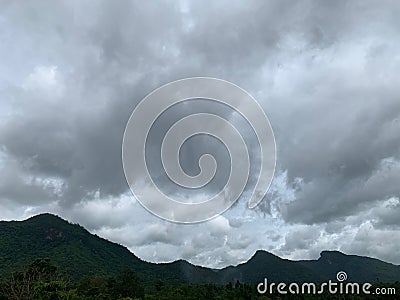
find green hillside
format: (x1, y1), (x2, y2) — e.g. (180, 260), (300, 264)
(0, 213), (219, 284)
(0, 213), (144, 281)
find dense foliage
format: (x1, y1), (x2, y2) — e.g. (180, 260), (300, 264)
(0, 258), (398, 300)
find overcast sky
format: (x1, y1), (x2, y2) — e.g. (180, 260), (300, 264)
(1, 0), (400, 268)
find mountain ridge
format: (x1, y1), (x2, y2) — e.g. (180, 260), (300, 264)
(1, 213), (399, 284)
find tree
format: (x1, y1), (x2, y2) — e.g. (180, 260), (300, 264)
(77, 276), (109, 299)
(27, 259), (58, 282)
(0, 258), (70, 300)
(107, 269), (144, 300)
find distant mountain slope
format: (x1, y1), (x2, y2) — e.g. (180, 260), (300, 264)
(299, 250), (400, 283)
(218, 250), (324, 283)
(218, 249), (400, 284)
(0, 213), (399, 284)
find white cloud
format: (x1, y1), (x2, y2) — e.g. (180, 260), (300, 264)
(22, 65), (64, 97)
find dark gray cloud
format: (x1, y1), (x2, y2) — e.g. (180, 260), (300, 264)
(0, 0), (400, 267)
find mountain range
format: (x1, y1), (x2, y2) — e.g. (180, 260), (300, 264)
(0, 213), (399, 284)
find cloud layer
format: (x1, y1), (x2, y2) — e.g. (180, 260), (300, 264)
(0, 0), (399, 267)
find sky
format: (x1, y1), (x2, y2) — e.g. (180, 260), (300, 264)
(0, 0), (400, 268)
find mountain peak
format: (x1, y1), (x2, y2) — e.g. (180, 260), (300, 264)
(320, 250), (346, 257)
(24, 213), (71, 228)
(27, 212), (64, 221)
(252, 249), (278, 258)
(245, 250), (282, 266)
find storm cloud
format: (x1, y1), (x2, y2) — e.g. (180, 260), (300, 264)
(0, 0), (399, 267)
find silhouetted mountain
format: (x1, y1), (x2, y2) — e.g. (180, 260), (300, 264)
(298, 250), (400, 283)
(1, 214), (399, 284)
(218, 250), (324, 283)
(218, 249), (400, 283)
